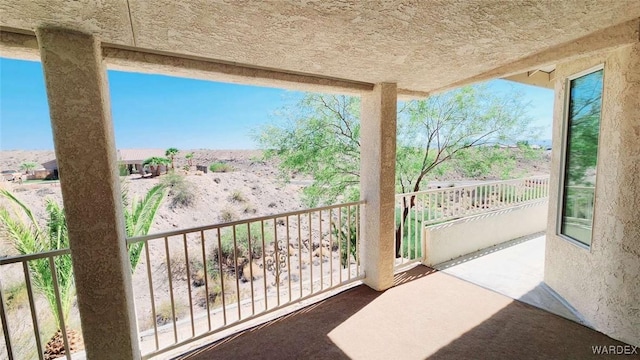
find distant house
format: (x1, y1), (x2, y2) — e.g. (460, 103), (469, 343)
(117, 149), (166, 175)
(40, 159), (59, 179)
(41, 149), (166, 177)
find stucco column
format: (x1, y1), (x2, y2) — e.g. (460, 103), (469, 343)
(37, 28), (140, 359)
(360, 83), (397, 291)
(596, 42), (640, 346)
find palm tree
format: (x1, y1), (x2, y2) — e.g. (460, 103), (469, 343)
(185, 152), (194, 170)
(0, 190), (76, 357)
(143, 156), (169, 177)
(122, 183), (166, 270)
(165, 148), (179, 170)
(20, 161), (38, 175)
(0, 185), (166, 357)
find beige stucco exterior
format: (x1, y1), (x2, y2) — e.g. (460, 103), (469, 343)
(424, 201), (548, 267)
(2, 1), (640, 96)
(1, 2), (640, 357)
(545, 42), (640, 347)
(360, 83), (397, 291)
(37, 28), (141, 359)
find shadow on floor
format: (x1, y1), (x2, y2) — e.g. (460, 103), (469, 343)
(427, 299), (627, 360)
(174, 286), (381, 359)
(175, 266), (628, 360)
(176, 267), (435, 359)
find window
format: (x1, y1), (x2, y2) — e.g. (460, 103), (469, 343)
(559, 68), (603, 247)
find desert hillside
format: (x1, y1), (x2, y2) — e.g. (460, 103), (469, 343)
(0, 148), (550, 240)
(0, 150), (309, 253)
(0, 148), (551, 358)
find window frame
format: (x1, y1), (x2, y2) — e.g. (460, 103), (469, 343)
(556, 64), (604, 250)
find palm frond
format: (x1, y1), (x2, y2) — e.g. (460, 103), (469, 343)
(124, 184), (166, 271)
(0, 191), (74, 329)
(0, 189), (41, 233)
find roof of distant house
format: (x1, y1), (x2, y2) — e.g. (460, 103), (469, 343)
(118, 149), (165, 164)
(41, 149), (166, 169)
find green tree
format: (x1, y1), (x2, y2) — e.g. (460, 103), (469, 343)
(257, 94), (361, 207)
(19, 161), (38, 175)
(185, 152), (194, 169)
(257, 85), (535, 256)
(165, 148), (179, 170)
(394, 85), (531, 254)
(0, 185), (165, 356)
(564, 70), (603, 185)
(143, 156), (170, 177)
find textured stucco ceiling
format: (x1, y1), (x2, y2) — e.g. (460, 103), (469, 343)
(1, 0), (639, 93)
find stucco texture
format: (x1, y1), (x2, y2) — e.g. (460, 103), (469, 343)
(37, 28), (140, 359)
(545, 43), (640, 346)
(2, 1), (640, 94)
(360, 83), (397, 291)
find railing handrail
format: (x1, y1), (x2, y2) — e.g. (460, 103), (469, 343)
(127, 200), (366, 244)
(0, 248), (71, 265)
(395, 175), (550, 198)
(565, 185), (595, 190)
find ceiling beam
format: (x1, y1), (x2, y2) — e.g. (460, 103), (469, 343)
(102, 45), (374, 95)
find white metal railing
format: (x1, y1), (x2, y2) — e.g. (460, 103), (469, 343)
(127, 201), (364, 359)
(0, 248), (78, 360)
(563, 185), (595, 222)
(394, 176), (550, 267)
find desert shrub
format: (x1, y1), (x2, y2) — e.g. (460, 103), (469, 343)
(189, 258), (222, 287)
(217, 222), (273, 264)
(160, 171), (184, 187)
(160, 172), (195, 208)
(230, 190), (246, 203)
(194, 274), (237, 309)
(209, 162), (233, 173)
(118, 163), (129, 176)
(517, 141), (545, 161)
(155, 299), (187, 326)
(4, 283), (28, 311)
(331, 211), (359, 268)
(169, 253), (205, 282)
(243, 203), (257, 214)
(171, 186), (195, 208)
(219, 208), (236, 222)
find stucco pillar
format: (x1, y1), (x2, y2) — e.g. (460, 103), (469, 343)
(596, 42), (640, 346)
(360, 83), (397, 291)
(37, 28), (140, 359)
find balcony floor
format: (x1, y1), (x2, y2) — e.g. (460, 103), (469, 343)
(177, 265), (626, 360)
(435, 234), (585, 324)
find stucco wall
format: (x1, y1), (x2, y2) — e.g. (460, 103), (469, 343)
(545, 43), (640, 346)
(423, 201), (548, 266)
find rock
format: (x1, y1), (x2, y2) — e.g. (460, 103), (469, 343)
(44, 327), (83, 360)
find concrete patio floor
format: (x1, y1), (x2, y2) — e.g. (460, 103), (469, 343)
(435, 233), (586, 325)
(177, 263), (626, 359)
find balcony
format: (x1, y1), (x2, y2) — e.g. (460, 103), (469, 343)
(0, 177), (627, 359)
(175, 264), (624, 360)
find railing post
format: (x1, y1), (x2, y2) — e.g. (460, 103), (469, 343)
(37, 28), (140, 359)
(360, 83), (397, 291)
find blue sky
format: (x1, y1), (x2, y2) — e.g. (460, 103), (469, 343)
(0, 57), (553, 151)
